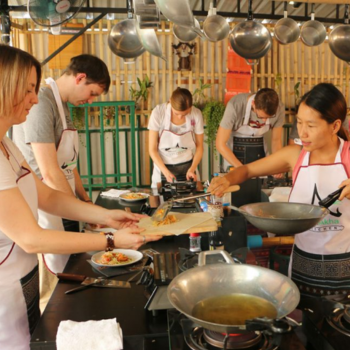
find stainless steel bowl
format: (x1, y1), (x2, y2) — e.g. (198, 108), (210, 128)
(329, 24), (350, 63)
(274, 17), (300, 45)
(229, 21), (272, 60)
(108, 19), (145, 63)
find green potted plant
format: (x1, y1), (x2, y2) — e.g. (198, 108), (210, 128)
(192, 79), (211, 110)
(129, 75), (153, 110)
(202, 100), (225, 156)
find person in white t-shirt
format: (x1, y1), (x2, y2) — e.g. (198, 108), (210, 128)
(0, 44), (162, 350)
(148, 87), (204, 189)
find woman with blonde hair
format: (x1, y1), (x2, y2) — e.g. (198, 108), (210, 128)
(0, 44), (161, 350)
(148, 87), (204, 188)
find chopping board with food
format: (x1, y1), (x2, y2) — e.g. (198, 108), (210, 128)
(138, 212), (217, 236)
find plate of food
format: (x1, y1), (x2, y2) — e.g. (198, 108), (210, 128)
(91, 249), (143, 267)
(119, 192), (149, 202)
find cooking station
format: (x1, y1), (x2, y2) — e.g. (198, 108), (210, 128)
(30, 187), (350, 350)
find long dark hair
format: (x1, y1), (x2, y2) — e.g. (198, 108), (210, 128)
(300, 83), (348, 141)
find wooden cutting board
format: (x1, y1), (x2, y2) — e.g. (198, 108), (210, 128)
(139, 212), (218, 236)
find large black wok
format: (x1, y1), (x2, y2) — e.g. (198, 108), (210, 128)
(167, 251), (300, 334)
(231, 202), (329, 236)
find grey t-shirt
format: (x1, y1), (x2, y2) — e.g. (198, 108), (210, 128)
(220, 93), (285, 132)
(12, 86), (74, 178)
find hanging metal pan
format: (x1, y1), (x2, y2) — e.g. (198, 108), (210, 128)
(329, 5), (350, 64)
(202, 3), (230, 42)
(300, 7), (326, 47)
(108, 19), (145, 63)
(274, 2), (300, 45)
(173, 18), (201, 43)
(229, 0), (272, 65)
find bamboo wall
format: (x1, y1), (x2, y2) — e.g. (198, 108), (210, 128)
(9, 19), (350, 186)
(11, 19), (350, 124)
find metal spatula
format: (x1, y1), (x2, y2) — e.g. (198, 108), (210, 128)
(151, 185), (240, 222)
(318, 186), (345, 208)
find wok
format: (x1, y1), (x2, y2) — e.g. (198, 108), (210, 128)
(108, 19), (145, 63)
(173, 18), (201, 43)
(230, 202), (329, 236)
(203, 4), (229, 42)
(229, 0), (271, 65)
(167, 250), (300, 334)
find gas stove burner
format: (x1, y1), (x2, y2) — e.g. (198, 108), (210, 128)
(327, 307), (350, 336)
(184, 324), (276, 350)
(203, 329), (263, 349)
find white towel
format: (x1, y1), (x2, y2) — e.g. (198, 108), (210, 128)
(100, 189), (130, 198)
(56, 318), (123, 350)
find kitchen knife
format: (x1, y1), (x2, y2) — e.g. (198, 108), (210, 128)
(57, 273), (131, 294)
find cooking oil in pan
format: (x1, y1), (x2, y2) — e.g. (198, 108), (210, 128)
(192, 293), (277, 325)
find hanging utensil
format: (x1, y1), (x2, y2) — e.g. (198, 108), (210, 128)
(202, 1), (230, 42)
(329, 5), (350, 64)
(228, 202), (329, 236)
(57, 273), (131, 294)
(154, 0), (204, 38)
(274, 2), (300, 45)
(229, 0), (272, 65)
(300, 4), (326, 47)
(151, 185), (240, 222)
(136, 25), (166, 61)
(173, 18), (201, 43)
(318, 186), (345, 208)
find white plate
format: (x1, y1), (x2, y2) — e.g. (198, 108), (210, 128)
(119, 192), (149, 202)
(91, 249), (143, 267)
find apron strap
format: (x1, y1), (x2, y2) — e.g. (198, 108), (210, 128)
(45, 78), (67, 130)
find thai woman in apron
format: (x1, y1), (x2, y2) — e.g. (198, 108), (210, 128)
(289, 138), (350, 296)
(231, 94), (271, 207)
(39, 78), (79, 274)
(0, 141), (40, 350)
(151, 104), (197, 188)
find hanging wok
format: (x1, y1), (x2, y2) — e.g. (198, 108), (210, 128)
(167, 250), (300, 334)
(230, 202), (329, 236)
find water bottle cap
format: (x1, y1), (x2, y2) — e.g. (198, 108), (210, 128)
(190, 233), (200, 237)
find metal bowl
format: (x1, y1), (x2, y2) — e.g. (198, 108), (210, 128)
(274, 17), (300, 45)
(173, 18), (201, 43)
(329, 24), (350, 63)
(203, 15), (230, 42)
(300, 19), (326, 47)
(108, 19), (145, 63)
(229, 21), (272, 60)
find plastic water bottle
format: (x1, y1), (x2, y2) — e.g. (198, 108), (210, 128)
(189, 233), (202, 252)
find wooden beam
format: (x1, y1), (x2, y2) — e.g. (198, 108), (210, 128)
(273, 0), (349, 4)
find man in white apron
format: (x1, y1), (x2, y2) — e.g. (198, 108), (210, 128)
(148, 88), (204, 190)
(12, 54), (111, 308)
(216, 89), (285, 206)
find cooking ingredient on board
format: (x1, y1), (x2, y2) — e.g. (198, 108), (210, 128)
(192, 293), (277, 325)
(98, 252), (133, 265)
(120, 192), (147, 200)
(152, 213), (178, 226)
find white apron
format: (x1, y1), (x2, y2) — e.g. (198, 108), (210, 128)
(289, 138), (350, 255)
(39, 78), (79, 274)
(230, 95), (271, 206)
(151, 104), (196, 188)
(0, 160), (39, 350)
